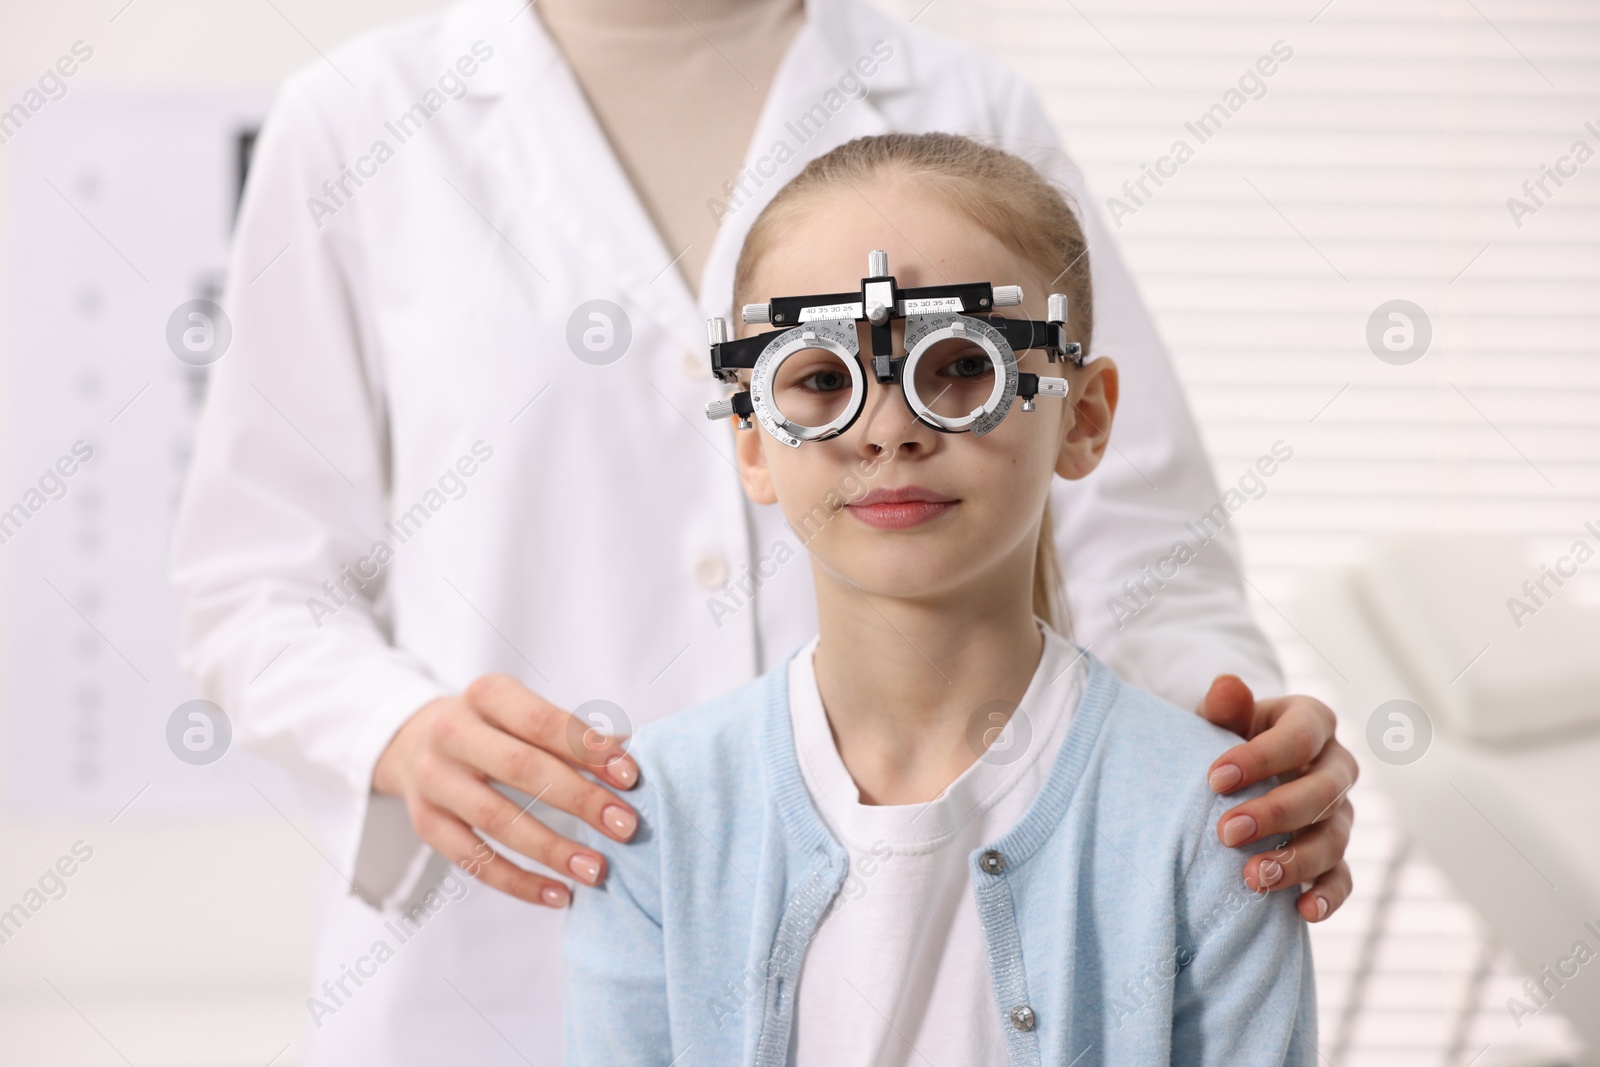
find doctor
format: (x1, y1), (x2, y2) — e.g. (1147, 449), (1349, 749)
(172, 0), (1356, 1062)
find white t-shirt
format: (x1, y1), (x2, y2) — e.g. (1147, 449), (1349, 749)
(790, 619), (1087, 1067)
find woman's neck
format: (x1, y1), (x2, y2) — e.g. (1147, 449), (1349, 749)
(809, 556), (1046, 806)
(538, 0), (799, 29)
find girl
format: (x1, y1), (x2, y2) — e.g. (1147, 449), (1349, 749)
(563, 133), (1316, 1066)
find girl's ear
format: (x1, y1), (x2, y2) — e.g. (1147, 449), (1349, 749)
(1055, 357), (1119, 481)
(733, 406), (780, 505)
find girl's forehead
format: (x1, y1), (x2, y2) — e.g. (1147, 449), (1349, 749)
(748, 177), (1019, 290)
(748, 222), (1021, 300)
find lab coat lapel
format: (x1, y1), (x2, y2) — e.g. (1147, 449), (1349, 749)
(697, 0), (914, 322)
(443, 0), (916, 339)
(444, 0), (704, 346)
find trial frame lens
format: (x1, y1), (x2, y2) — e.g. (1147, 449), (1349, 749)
(747, 319), (866, 449)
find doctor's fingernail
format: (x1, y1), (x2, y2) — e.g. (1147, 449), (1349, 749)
(1221, 815), (1257, 847)
(603, 804), (637, 840)
(569, 853), (602, 884)
(607, 757), (637, 787)
(1207, 764), (1242, 793)
(1314, 895), (1329, 921)
(1258, 859), (1283, 887)
(542, 885), (569, 908)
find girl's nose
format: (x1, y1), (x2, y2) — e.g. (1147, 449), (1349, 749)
(855, 372), (936, 459)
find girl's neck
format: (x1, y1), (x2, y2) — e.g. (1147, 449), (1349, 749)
(809, 561), (1046, 806)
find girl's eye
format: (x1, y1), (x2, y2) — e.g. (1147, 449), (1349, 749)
(800, 367), (849, 393)
(940, 352), (992, 379)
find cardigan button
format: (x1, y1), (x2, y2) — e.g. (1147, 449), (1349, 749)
(979, 849), (1005, 875)
(1009, 1004), (1036, 1031)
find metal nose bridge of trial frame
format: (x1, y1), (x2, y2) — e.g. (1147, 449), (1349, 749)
(701, 250), (1085, 448)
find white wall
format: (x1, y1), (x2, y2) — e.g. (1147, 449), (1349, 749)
(0, 5), (453, 1065)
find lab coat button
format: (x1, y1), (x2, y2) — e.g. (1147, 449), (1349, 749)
(693, 552), (728, 589)
(979, 849), (1005, 875)
(1009, 1005), (1035, 1031)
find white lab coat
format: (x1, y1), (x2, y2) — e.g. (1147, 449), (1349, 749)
(171, 0), (1282, 1062)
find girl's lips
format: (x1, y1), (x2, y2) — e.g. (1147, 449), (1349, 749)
(846, 499), (957, 530)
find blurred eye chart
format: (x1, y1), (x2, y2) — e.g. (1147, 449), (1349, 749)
(4, 91), (292, 817)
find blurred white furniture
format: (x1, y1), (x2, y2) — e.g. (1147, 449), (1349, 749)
(1303, 534), (1600, 1065)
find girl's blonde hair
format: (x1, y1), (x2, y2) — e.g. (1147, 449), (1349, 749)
(733, 132), (1093, 633)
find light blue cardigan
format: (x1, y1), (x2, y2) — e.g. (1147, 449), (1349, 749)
(564, 648), (1318, 1065)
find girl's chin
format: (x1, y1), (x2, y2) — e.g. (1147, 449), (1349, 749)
(824, 556), (963, 599)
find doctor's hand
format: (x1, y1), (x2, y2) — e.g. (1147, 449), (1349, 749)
(372, 674), (640, 908)
(1198, 675), (1357, 923)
